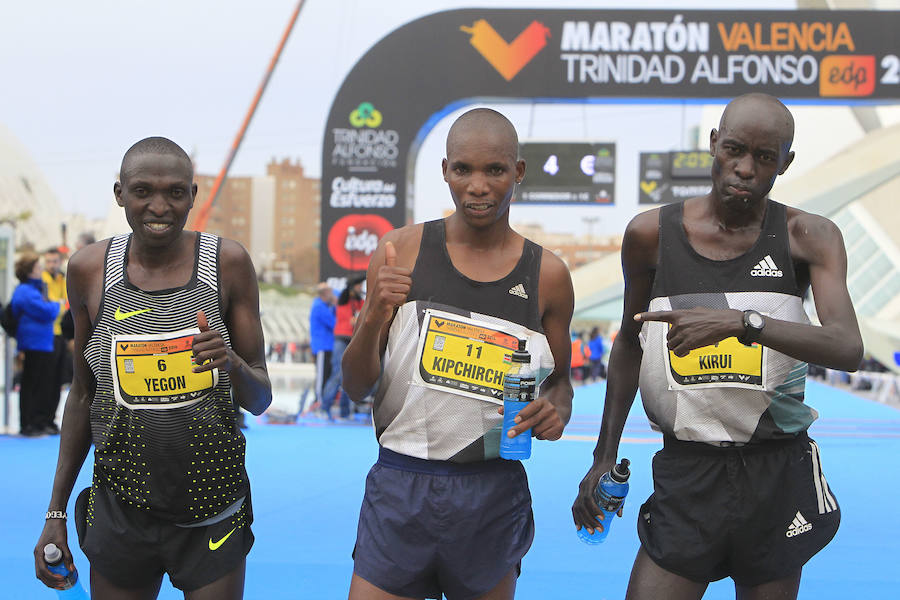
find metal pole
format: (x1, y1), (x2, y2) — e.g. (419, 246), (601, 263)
(0, 224), (14, 434)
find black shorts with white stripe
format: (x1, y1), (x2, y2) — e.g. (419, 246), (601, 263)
(637, 432), (840, 586)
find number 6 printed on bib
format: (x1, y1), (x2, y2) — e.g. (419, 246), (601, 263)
(110, 327), (219, 409)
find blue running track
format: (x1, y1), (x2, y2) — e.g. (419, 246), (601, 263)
(2, 380), (898, 599)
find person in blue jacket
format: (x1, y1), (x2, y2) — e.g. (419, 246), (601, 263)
(588, 326), (606, 381)
(309, 282), (336, 413)
(11, 251), (61, 436)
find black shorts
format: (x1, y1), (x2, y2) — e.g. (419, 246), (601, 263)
(75, 484), (254, 591)
(637, 433), (840, 586)
(353, 447), (534, 600)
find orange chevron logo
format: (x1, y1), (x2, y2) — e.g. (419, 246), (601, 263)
(461, 19), (551, 81)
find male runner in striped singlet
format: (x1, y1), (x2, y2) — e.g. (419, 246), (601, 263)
(572, 94), (863, 600)
(342, 108), (575, 600)
(34, 137), (272, 600)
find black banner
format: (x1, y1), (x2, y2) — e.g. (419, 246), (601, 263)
(322, 9), (900, 283)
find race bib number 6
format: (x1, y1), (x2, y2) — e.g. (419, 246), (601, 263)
(411, 309), (521, 404)
(111, 328), (218, 409)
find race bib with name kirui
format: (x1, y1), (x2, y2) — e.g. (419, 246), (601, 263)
(110, 328), (218, 409)
(664, 330), (767, 391)
(411, 309), (522, 404)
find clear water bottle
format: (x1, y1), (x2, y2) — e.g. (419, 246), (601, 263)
(43, 543), (89, 599)
(500, 338), (535, 460)
(578, 458), (631, 544)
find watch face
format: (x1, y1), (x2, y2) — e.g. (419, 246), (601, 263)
(748, 312), (764, 328)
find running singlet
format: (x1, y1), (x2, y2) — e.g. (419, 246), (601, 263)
(85, 233), (248, 524)
(639, 200), (815, 444)
(374, 220), (554, 463)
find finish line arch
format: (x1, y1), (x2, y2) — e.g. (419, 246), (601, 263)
(320, 7), (899, 285)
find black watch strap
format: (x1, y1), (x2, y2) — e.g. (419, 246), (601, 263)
(738, 310), (764, 345)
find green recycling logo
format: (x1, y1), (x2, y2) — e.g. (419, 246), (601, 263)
(349, 102), (383, 128)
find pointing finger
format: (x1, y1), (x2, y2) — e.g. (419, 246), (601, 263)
(634, 311), (676, 323)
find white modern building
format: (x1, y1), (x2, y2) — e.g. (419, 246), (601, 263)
(0, 123), (65, 251)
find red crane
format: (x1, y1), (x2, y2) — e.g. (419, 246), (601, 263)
(193, 0), (305, 232)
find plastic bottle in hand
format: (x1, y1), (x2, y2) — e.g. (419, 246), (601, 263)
(500, 338), (535, 460)
(43, 543), (89, 599)
(578, 458), (631, 544)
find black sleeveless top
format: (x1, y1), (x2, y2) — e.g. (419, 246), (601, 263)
(652, 200), (808, 300)
(408, 219), (543, 332)
(86, 233), (248, 523)
(372, 219), (554, 462)
(639, 200), (816, 444)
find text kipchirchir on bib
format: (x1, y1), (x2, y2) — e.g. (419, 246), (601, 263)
(412, 309), (522, 404)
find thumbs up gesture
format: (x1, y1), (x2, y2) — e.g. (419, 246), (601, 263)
(368, 240), (412, 326)
(192, 309), (234, 373)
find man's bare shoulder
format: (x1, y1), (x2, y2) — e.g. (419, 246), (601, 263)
(535, 245), (574, 318)
(625, 207), (661, 239)
(381, 223), (425, 269)
(218, 237), (253, 269)
(785, 206), (845, 261)
(66, 239), (110, 305)
(786, 206), (841, 239)
(217, 238), (259, 288)
(67, 239), (109, 280)
(621, 207), (662, 269)
(539, 246), (571, 285)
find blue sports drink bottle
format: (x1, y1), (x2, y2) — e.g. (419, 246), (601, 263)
(500, 339), (535, 460)
(43, 543), (89, 599)
(578, 458), (631, 544)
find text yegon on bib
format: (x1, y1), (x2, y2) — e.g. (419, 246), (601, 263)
(111, 327), (218, 409)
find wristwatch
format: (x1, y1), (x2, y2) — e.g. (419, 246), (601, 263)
(738, 310), (765, 345)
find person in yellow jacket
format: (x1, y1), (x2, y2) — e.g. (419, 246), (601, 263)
(41, 247), (68, 434)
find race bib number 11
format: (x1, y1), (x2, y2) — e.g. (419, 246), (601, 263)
(111, 328), (218, 409)
(412, 309), (522, 404)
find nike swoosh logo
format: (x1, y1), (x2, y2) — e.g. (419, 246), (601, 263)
(208, 527), (236, 551)
(114, 307), (152, 321)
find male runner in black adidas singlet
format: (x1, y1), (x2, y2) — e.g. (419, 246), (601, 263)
(342, 108), (575, 600)
(34, 137), (272, 599)
(572, 94), (863, 599)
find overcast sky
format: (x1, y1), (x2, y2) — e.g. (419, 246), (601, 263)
(0, 0), (834, 232)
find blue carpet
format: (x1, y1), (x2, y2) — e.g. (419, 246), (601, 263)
(2, 379), (898, 599)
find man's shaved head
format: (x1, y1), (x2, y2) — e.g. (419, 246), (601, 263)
(120, 136), (193, 180)
(719, 93), (795, 152)
(446, 108), (519, 161)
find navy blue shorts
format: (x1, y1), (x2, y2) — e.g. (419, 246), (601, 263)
(75, 484), (253, 591)
(353, 447), (534, 600)
(638, 433), (840, 586)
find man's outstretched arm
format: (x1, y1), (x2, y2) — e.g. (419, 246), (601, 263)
(34, 249), (98, 589)
(572, 211), (658, 534)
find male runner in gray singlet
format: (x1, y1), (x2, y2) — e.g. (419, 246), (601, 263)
(343, 108), (575, 600)
(572, 94), (863, 600)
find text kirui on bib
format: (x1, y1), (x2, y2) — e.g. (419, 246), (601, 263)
(110, 328), (218, 409)
(412, 309), (521, 404)
(665, 331), (767, 391)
